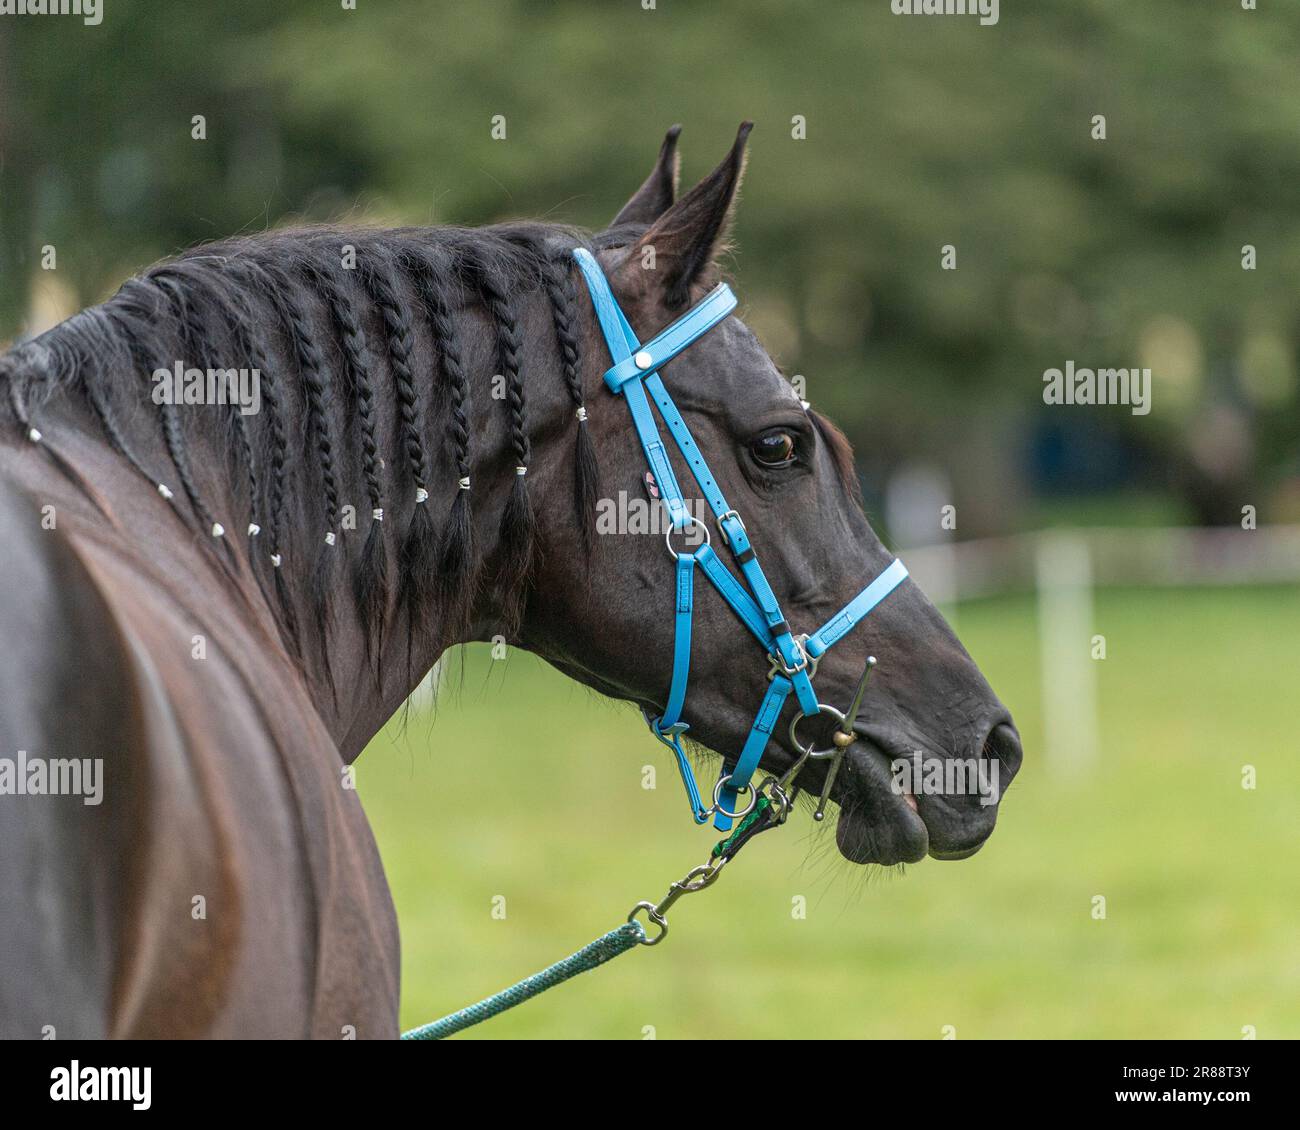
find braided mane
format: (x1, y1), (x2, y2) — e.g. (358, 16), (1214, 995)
(0, 222), (617, 669)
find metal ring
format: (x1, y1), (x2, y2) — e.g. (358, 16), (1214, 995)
(788, 702), (849, 759)
(665, 514), (710, 560)
(628, 901), (668, 945)
(712, 773), (759, 821)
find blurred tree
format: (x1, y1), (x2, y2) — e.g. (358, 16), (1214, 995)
(2, 0), (1297, 530)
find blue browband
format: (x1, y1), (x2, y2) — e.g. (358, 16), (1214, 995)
(572, 248), (910, 831)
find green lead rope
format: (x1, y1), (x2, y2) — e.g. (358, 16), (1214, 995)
(401, 921), (648, 1040)
(711, 795), (772, 861)
(402, 794), (777, 1040)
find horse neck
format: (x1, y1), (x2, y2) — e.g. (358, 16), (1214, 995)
(6, 271), (586, 762)
(260, 301), (596, 761)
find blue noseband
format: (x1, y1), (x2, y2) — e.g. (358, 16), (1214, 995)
(572, 248), (909, 831)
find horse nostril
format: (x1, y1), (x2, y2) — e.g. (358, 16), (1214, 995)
(982, 722), (1023, 780)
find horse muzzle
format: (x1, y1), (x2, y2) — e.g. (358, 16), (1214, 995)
(826, 717), (1022, 866)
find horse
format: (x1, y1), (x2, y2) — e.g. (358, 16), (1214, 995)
(0, 123), (1022, 1038)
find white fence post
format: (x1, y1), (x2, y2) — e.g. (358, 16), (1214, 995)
(885, 463), (959, 627)
(1034, 531), (1099, 775)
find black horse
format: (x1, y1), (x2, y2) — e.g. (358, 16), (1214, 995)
(0, 124), (1021, 1038)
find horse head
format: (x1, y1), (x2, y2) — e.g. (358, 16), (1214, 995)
(523, 125), (1023, 865)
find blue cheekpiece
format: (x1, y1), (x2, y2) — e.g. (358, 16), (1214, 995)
(572, 248), (909, 831)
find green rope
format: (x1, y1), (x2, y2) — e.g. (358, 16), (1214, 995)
(404, 795), (777, 1039)
(711, 795), (771, 859)
(400, 920), (647, 1040)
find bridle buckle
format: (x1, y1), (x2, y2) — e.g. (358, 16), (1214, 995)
(717, 509), (746, 549)
(767, 633), (818, 681)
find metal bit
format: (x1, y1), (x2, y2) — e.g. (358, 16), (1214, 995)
(812, 656), (877, 822)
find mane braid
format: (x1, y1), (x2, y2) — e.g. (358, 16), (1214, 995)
(109, 279), (231, 566)
(397, 246), (477, 640)
(475, 260), (535, 632)
(3, 357), (116, 521)
(300, 253), (390, 672)
(232, 399), (258, 531)
(359, 246), (439, 674)
(57, 305), (170, 496)
(540, 250), (599, 556)
(155, 259), (319, 663)
(222, 265), (303, 665)
(84, 364), (163, 492)
(3, 364), (29, 439)
(3, 220), (616, 702)
(222, 265), (289, 550)
(151, 264), (259, 539)
(251, 258), (342, 692)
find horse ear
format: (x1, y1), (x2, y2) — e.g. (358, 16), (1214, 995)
(611, 125), (682, 227)
(619, 121), (752, 310)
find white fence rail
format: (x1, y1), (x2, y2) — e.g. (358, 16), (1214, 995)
(899, 524), (1298, 775)
(901, 524), (1300, 601)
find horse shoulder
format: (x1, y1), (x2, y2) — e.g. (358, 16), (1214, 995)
(71, 528), (400, 1038)
(0, 472), (160, 1037)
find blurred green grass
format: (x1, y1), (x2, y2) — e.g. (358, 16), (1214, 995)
(360, 586), (1300, 1039)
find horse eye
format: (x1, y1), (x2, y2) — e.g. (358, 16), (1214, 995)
(750, 430), (796, 467)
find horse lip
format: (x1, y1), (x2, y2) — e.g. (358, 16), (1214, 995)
(850, 721), (999, 861)
(849, 720), (915, 764)
(928, 842), (986, 861)
(765, 719), (927, 864)
(823, 726), (929, 865)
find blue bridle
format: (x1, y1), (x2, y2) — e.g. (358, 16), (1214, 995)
(572, 248), (910, 832)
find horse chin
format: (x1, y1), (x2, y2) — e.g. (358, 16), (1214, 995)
(831, 750), (931, 866)
(833, 797), (929, 866)
(830, 737), (1002, 865)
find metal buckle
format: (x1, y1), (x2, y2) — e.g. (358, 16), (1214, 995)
(766, 633), (818, 681)
(717, 509), (746, 549)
